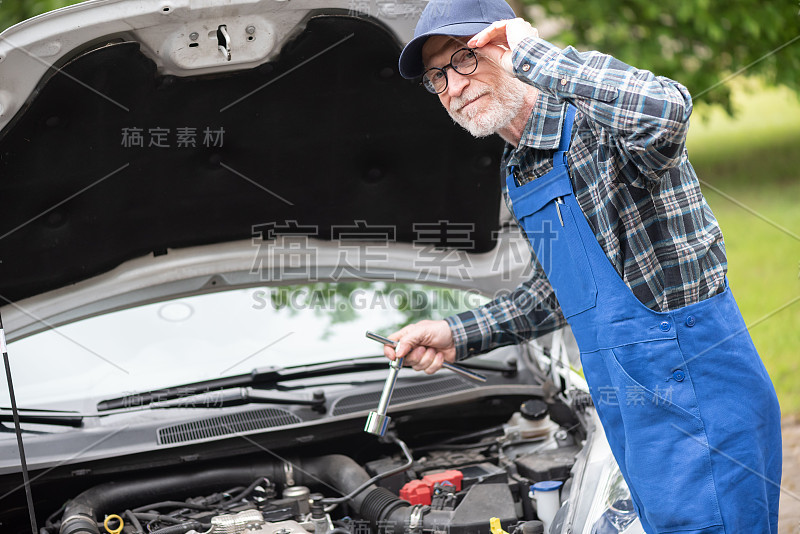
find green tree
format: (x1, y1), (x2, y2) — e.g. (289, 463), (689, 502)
(523, 0), (800, 111)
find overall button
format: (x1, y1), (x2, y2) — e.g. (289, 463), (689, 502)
(685, 315), (696, 327)
(673, 369), (685, 382)
(659, 321), (671, 332)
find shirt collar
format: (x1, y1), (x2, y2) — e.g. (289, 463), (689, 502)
(517, 91), (567, 151)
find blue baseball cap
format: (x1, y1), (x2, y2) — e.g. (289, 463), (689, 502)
(398, 0), (516, 79)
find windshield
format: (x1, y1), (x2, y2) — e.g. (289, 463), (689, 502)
(3, 282), (488, 408)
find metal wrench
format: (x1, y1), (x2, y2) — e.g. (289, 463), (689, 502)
(365, 331), (487, 382)
(363, 331), (486, 436)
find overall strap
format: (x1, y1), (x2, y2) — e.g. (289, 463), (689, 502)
(556, 104), (577, 155)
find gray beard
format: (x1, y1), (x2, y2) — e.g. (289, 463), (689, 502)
(447, 77), (528, 138)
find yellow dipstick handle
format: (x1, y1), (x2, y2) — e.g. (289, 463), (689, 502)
(490, 517), (509, 534)
(104, 514), (124, 534)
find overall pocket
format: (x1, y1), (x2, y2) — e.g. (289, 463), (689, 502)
(511, 191), (598, 318)
(602, 341), (723, 532)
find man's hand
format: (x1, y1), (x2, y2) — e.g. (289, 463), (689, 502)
(467, 18), (539, 75)
(384, 319), (456, 375)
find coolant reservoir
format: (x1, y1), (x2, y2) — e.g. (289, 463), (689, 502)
(530, 480), (563, 534)
(504, 400), (558, 440)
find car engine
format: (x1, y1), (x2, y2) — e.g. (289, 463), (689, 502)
(46, 398), (589, 534)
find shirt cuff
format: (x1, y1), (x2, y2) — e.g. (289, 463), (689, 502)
(445, 309), (492, 362)
(511, 36), (619, 103)
(511, 36), (562, 80)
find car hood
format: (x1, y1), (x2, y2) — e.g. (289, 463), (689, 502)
(0, 0), (524, 339)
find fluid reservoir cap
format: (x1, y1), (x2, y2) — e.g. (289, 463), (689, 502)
(531, 480), (563, 493)
(520, 399), (548, 420)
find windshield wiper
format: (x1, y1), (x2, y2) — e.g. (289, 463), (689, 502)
(96, 359), (388, 412)
(149, 387), (325, 410)
(0, 388), (323, 426)
(97, 355), (511, 412)
(0, 410), (83, 428)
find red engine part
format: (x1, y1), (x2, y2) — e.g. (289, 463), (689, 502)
(399, 480), (431, 505)
(422, 470), (463, 492)
(399, 469), (463, 505)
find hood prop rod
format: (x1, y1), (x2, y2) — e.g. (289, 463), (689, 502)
(0, 312), (38, 533)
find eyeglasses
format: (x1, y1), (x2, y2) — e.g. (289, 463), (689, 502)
(422, 47), (479, 94)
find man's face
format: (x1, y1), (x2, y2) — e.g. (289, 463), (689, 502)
(421, 35), (527, 138)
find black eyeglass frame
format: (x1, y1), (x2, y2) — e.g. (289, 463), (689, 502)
(421, 47), (479, 95)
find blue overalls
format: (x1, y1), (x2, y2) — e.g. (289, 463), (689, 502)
(506, 105), (782, 533)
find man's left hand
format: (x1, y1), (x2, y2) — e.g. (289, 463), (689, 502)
(468, 18), (539, 74)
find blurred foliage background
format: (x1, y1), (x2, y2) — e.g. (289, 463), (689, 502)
(0, 1), (798, 414)
(523, 0), (800, 112)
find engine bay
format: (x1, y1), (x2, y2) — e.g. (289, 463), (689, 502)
(44, 396), (590, 534)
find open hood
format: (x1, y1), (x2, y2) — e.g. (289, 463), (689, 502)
(0, 0), (512, 323)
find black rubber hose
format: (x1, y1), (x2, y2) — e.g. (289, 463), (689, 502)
(359, 487), (410, 528)
(223, 477), (269, 506)
(321, 435), (414, 506)
(296, 458), (411, 532)
(124, 510), (143, 534)
(148, 522), (204, 534)
(59, 503), (101, 534)
(131, 513), (183, 524)
(131, 500), (214, 513)
(299, 455), (375, 509)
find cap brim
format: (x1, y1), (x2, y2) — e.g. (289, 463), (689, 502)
(398, 21), (491, 79)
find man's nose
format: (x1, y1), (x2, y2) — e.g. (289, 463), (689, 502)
(445, 69), (470, 97)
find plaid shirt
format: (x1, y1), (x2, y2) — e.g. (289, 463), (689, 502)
(446, 37), (727, 361)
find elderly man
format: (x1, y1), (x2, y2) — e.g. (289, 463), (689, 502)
(383, 0), (783, 532)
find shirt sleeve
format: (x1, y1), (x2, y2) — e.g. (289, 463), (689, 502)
(511, 37), (693, 187)
(445, 257), (567, 361)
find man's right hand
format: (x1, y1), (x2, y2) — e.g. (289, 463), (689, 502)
(384, 320), (457, 375)
(467, 18), (539, 75)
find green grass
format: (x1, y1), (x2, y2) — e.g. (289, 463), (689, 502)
(686, 80), (800, 415)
